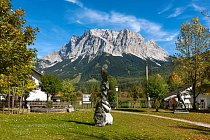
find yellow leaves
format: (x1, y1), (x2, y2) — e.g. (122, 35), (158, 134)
(0, 0), (38, 91)
(191, 17), (199, 24)
(14, 9), (25, 16)
(169, 72), (182, 83)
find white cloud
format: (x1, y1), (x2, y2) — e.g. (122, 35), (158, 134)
(74, 8), (171, 38)
(80, 8), (109, 22)
(75, 20), (82, 24)
(166, 32), (179, 41)
(190, 3), (210, 28)
(191, 3), (205, 12)
(168, 8), (184, 18)
(65, 0), (178, 45)
(66, 0), (77, 3)
(110, 12), (141, 32)
(65, 0), (83, 8)
(158, 2), (173, 14)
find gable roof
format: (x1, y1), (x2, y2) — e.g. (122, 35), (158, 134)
(167, 86), (191, 97)
(32, 69), (43, 76)
(164, 86), (192, 101)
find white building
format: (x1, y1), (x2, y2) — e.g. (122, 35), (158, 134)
(164, 87), (192, 109)
(165, 85), (210, 110)
(193, 84), (210, 110)
(26, 69), (47, 101)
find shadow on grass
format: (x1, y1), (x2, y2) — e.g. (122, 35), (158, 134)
(69, 131), (111, 140)
(173, 125), (210, 135)
(67, 120), (95, 126)
(159, 110), (174, 114)
(189, 110), (210, 113)
(116, 108), (146, 112)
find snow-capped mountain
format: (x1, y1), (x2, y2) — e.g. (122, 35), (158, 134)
(39, 29), (169, 68)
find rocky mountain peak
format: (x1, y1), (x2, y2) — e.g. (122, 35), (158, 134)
(40, 29), (169, 68)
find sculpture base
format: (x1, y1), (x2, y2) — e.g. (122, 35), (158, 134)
(94, 111), (106, 126)
(174, 109), (189, 114)
(94, 112), (113, 127)
(105, 113), (113, 125)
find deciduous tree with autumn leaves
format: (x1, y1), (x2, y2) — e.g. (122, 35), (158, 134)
(0, 0), (38, 94)
(175, 17), (210, 110)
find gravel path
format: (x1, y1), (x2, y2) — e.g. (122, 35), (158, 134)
(113, 110), (210, 128)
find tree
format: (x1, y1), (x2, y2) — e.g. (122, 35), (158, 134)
(0, 0), (38, 92)
(88, 84), (100, 103)
(168, 72), (184, 91)
(107, 76), (117, 103)
(61, 79), (76, 102)
(131, 84), (144, 108)
(147, 74), (169, 112)
(176, 17), (210, 110)
(40, 74), (62, 101)
(22, 79), (37, 107)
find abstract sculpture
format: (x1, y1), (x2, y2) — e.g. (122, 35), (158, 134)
(176, 91), (187, 110)
(94, 64), (113, 126)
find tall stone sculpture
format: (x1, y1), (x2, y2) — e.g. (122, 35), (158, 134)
(94, 64), (113, 126)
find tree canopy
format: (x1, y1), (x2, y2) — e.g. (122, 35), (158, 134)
(0, 0), (38, 92)
(147, 74), (169, 111)
(168, 72), (184, 92)
(61, 79), (76, 102)
(107, 76), (117, 103)
(131, 84), (145, 101)
(40, 74), (62, 101)
(175, 17), (210, 110)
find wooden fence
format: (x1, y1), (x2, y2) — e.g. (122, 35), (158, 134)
(0, 100), (153, 114)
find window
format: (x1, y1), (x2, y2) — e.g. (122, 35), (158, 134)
(200, 99), (205, 109)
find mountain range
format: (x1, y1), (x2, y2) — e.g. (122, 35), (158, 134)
(37, 29), (172, 83)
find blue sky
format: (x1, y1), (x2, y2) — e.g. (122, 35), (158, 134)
(13, 0), (210, 58)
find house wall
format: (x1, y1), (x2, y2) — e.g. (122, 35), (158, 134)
(32, 71), (41, 86)
(0, 95), (5, 100)
(196, 94), (210, 110)
(207, 95), (210, 109)
(27, 70), (46, 101)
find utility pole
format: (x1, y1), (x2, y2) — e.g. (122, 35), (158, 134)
(146, 60), (151, 108)
(146, 62), (148, 82)
(115, 86), (119, 109)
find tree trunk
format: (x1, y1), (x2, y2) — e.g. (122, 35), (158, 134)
(47, 93), (49, 102)
(8, 87), (10, 110)
(156, 106), (159, 112)
(192, 82), (196, 110)
(12, 88), (15, 114)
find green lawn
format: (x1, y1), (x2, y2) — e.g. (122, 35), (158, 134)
(0, 110), (210, 140)
(118, 108), (210, 124)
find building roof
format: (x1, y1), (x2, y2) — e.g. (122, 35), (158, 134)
(164, 86), (192, 101)
(32, 69), (44, 76)
(167, 86), (191, 97)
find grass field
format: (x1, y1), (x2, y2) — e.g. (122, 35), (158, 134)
(118, 108), (210, 124)
(0, 110), (210, 140)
